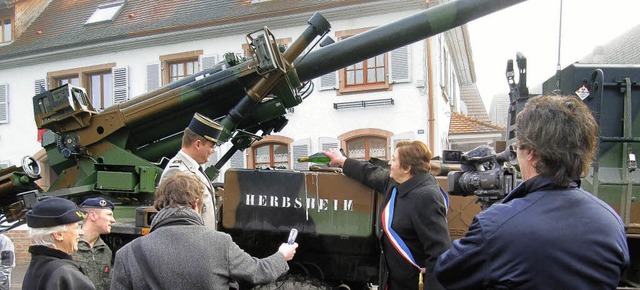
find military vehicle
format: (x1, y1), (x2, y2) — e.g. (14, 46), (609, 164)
(10, 0), (620, 288)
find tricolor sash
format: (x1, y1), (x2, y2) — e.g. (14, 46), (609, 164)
(381, 186), (450, 270)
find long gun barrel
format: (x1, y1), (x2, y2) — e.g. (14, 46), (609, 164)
(296, 0), (527, 81)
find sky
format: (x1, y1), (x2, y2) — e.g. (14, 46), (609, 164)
(466, 0), (640, 109)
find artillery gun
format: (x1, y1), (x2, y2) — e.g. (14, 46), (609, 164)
(0, 0), (527, 288)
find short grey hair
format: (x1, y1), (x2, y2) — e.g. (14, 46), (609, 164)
(29, 224), (68, 248)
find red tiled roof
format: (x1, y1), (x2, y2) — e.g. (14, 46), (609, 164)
(0, 0), (424, 60)
(459, 83), (490, 122)
(449, 111), (504, 135)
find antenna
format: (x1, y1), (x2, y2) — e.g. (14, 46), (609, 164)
(554, 0), (563, 94)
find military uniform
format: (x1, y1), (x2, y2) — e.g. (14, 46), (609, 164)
(75, 237), (112, 290)
(159, 113), (222, 230)
(160, 150), (217, 230)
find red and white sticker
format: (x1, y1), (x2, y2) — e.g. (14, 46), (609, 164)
(575, 85), (590, 100)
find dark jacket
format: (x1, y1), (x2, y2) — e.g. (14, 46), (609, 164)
(343, 158), (450, 290)
(23, 245), (96, 290)
(435, 175), (630, 289)
(110, 207), (289, 290)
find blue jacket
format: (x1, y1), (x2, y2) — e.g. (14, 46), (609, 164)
(435, 175), (629, 289)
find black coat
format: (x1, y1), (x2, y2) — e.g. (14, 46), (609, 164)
(343, 159), (450, 290)
(23, 245), (95, 290)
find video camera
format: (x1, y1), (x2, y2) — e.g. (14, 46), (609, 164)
(444, 145), (517, 209)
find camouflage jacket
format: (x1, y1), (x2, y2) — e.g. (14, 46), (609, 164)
(74, 237), (112, 290)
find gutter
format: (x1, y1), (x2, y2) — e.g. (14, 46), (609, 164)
(427, 37), (435, 153)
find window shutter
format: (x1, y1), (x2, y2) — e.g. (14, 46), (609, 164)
(229, 150), (246, 169)
(0, 84), (8, 123)
(291, 138), (311, 171)
(319, 137), (339, 152)
(391, 132), (415, 153)
(34, 79), (47, 95)
(200, 54), (218, 71)
(113, 66), (129, 103)
(390, 45), (411, 84)
(146, 63), (160, 92)
(319, 71), (337, 91)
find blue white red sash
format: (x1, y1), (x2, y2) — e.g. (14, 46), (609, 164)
(381, 186), (449, 270)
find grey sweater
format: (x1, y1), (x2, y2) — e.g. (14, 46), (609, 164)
(110, 207), (289, 290)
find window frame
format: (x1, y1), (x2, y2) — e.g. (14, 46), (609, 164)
(47, 63), (116, 109)
(87, 71), (114, 110)
(85, 1), (125, 25)
(336, 28), (390, 94)
(1, 16), (12, 43)
(345, 136), (388, 161)
(252, 142), (290, 170)
(0, 6), (14, 44)
(159, 50), (203, 85)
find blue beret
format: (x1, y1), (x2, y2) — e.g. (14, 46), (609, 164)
(80, 197), (115, 210)
(188, 113), (222, 143)
(26, 198), (87, 228)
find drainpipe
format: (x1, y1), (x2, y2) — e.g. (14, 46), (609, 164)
(426, 38), (435, 154)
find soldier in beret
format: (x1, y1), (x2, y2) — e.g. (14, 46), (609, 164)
(74, 197), (116, 290)
(23, 197), (95, 290)
(159, 112), (222, 230)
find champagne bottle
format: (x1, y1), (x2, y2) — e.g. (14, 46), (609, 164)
(297, 152), (331, 164)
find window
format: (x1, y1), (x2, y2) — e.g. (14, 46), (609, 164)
(160, 50), (203, 85)
(48, 63), (117, 109)
(1, 17), (11, 43)
(57, 77), (80, 87)
(336, 28), (389, 94)
(346, 137), (387, 161)
(0, 7), (13, 44)
(253, 143), (289, 169)
(345, 54), (386, 86)
(88, 72), (113, 110)
(86, 1), (125, 24)
(168, 59), (198, 83)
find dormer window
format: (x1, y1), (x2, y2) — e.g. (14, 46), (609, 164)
(86, 1), (125, 25)
(0, 7), (13, 44)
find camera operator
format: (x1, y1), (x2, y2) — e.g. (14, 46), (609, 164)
(434, 95), (629, 289)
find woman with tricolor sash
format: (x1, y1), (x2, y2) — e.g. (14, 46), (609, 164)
(324, 141), (450, 290)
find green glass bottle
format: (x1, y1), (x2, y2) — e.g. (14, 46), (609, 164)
(297, 152), (331, 164)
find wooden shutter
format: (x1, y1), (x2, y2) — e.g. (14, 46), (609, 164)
(0, 84), (7, 124)
(291, 138), (311, 171)
(229, 150), (246, 169)
(319, 71), (338, 91)
(389, 45), (411, 84)
(319, 137), (339, 152)
(200, 54), (219, 71)
(146, 63), (160, 92)
(34, 79), (47, 95)
(113, 66), (129, 103)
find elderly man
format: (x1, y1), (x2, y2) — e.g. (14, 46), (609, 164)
(74, 197), (116, 290)
(435, 95), (629, 289)
(160, 112), (222, 230)
(110, 173), (298, 289)
(23, 197), (95, 290)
